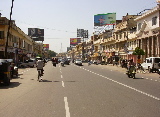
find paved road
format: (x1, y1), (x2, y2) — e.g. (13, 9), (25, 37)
(0, 61), (159, 117)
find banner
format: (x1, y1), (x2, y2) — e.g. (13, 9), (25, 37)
(94, 13), (116, 26)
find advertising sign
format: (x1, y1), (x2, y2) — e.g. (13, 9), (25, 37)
(94, 13), (116, 26)
(43, 44), (49, 51)
(43, 44), (49, 48)
(32, 37), (44, 41)
(28, 28), (44, 41)
(77, 29), (88, 38)
(70, 38), (81, 46)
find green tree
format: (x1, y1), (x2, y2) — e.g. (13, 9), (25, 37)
(48, 50), (57, 57)
(133, 47), (145, 59)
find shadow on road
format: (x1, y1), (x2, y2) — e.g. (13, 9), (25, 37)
(134, 77), (144, 79)
(0, 82), (21, 89)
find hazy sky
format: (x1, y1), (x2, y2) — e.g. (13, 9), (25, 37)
(0, 0), (157, 53)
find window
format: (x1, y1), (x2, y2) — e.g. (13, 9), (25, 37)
(138, 23), (141, 30)
(152, 16), (157, 26)
(0, 31), (4, 39)
(154, 58), (160, 63)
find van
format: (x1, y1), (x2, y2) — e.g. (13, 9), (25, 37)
(141, 57), (160, 73)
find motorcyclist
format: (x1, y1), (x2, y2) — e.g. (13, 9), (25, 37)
(61, 59), (65, 66)
(127, 59), (135, 71)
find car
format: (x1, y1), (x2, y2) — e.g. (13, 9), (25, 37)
(75, 59), (82, 66)
(64, 59), (70, 65)
(141, 57), (160, 73)
(20, 59), (36, 68)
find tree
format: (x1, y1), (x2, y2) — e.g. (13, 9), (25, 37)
(132, 47), (145, 59)
(48, 50), (57, 57)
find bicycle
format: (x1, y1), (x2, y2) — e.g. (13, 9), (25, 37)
(37, 69), (43, 82)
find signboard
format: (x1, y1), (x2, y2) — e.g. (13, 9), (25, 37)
(43, 44), (49, 51)
(28, 28), (44, 41)
(70, 38), (81, 46)
(94, 13), (116, 26)
(43, 44), (49, 48)
(32, 37), (44, 41)
(77, 29), (88, 38)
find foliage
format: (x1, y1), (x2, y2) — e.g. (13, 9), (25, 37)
(48, 50), (57, 57)
(132, 47), (145, 55)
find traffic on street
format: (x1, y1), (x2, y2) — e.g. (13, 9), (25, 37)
(0, 61), (160, 117)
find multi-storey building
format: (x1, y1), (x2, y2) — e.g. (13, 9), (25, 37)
(69, 1), (160, 64)
(0, 17), (44, 63)
(135, 4), (160, 60)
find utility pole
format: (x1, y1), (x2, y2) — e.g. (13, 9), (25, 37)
(4, 0), (14, 58)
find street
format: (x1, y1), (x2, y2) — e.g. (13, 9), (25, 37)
(0, 61), (160, 117)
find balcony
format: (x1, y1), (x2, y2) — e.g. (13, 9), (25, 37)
(128, 32), (137, 40)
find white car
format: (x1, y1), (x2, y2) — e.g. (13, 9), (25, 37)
(141, 57), (160, 73)
(20, 59), (36, 68)
(75, 59), (82, 66)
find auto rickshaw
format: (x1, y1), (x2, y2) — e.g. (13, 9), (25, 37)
(0, 59), (11, 86)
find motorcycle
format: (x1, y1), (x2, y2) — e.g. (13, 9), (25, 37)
(61, 61), (64, 67)
(10, 66), (18, 78)
(121, 59), (128, 68)
(126, 65), (136, 79)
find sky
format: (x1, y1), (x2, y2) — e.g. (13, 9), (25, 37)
(0, 0), (158, 53)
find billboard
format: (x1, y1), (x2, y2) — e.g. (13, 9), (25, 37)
(77, 29), (88, 38)
(94, 13), (116, 26)
(70, 38), (81, 46)
(28, 28), (44, 41)
(43, 44), (49, 51)
(32, 37), (44, 41)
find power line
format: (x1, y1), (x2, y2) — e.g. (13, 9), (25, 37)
(15, 20), (76, 34)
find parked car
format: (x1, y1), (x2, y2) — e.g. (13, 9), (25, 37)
(141, 57), (160, 73)
(75, 59), (82, 66)
(20, 59), (36, 68)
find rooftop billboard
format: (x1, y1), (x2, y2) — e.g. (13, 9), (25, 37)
(70, 38), (81, 46)
(28, 28), (44, 41)
(94, 13), (116, 26)
(43, 44), (49, 51)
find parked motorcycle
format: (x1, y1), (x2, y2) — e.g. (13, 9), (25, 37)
(126, 65), (136, 79)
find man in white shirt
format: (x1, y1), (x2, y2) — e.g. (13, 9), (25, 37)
(36, 58), (44, 77)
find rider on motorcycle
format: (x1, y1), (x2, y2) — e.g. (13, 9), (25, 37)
(127, 59), (136, 71)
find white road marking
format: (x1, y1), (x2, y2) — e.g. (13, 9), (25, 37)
(80, 67), (160, 101)
(64, 97), (70, 117)
(62, 81), (65, 87)
(61, 75), (63, 78)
